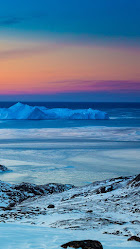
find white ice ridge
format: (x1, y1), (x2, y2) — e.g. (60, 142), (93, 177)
(0, 102), (109, 120)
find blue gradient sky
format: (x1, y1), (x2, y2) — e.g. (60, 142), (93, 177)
(0, 0), (140, 101)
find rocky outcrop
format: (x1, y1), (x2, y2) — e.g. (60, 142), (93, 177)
(61, 240), (103, 249)
(0, 174), (139, 237)
(0, 164), (10, 173)
(129, 174), (140, 187)
(128, 236), (140, 242)
(14, 182), (74, 195)
(0, 181), (74, 210)
(47, 204), (55, 208)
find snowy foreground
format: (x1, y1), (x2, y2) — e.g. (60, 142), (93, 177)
(0, 102), (109, 120)
(0, 223), (139, 249)
(0, 174), (139, 248)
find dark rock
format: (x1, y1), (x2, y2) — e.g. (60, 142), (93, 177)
(14, 183), (74, 196)
(0, 165), (10, 172)
(0, 181), (74, 210)
(111, 230), (122, 235)
(96, 185), (113, 194)
(4, 202), (15, 210)
(61, 240), (103, 249)
(47, 204), (55, 208)
(109, 176), (129, 182)
(128, 236), (140, 242)
(129, 174), (140, 187)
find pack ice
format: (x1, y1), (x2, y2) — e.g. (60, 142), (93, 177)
(0, 102), (109, 120)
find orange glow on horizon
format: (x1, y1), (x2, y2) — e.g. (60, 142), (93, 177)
(0, 38), (140, 94)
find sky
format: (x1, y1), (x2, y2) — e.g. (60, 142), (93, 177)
(0, 0), (140, 102)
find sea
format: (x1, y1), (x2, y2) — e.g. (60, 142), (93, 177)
(0, 102), (140, 186)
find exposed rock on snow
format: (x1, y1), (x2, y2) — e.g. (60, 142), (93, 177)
(128, 174), (140, 187)
(127, 236), (140, 242)
(61, 240), (103, 249)
(0, 182), (74, 210)
(0, 164), (10, 173)
(0, 102), (109, 120)
(47, 204), (55, 208)
(0, 174), (139, 240)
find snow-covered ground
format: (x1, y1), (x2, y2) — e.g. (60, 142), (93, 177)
(0, 223), (139, 249)
(0, 102), (109, 120)
(0, 174), (139, 248)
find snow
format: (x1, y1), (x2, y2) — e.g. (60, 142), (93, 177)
(0, 102), (109, 120)
(0, 223), (139, 249)
(0, 181), (74, 209)
(0, 175), (139, 248)
(10, 175), (139, 236)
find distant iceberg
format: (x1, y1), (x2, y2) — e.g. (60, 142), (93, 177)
(0, 102), (109, 120)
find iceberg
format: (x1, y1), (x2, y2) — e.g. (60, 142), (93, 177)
(0, 102), (109, 120)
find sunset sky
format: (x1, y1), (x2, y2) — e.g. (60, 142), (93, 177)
(0, 0), (140, 101)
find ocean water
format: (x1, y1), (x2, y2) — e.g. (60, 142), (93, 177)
(0, 102), (140, 186)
